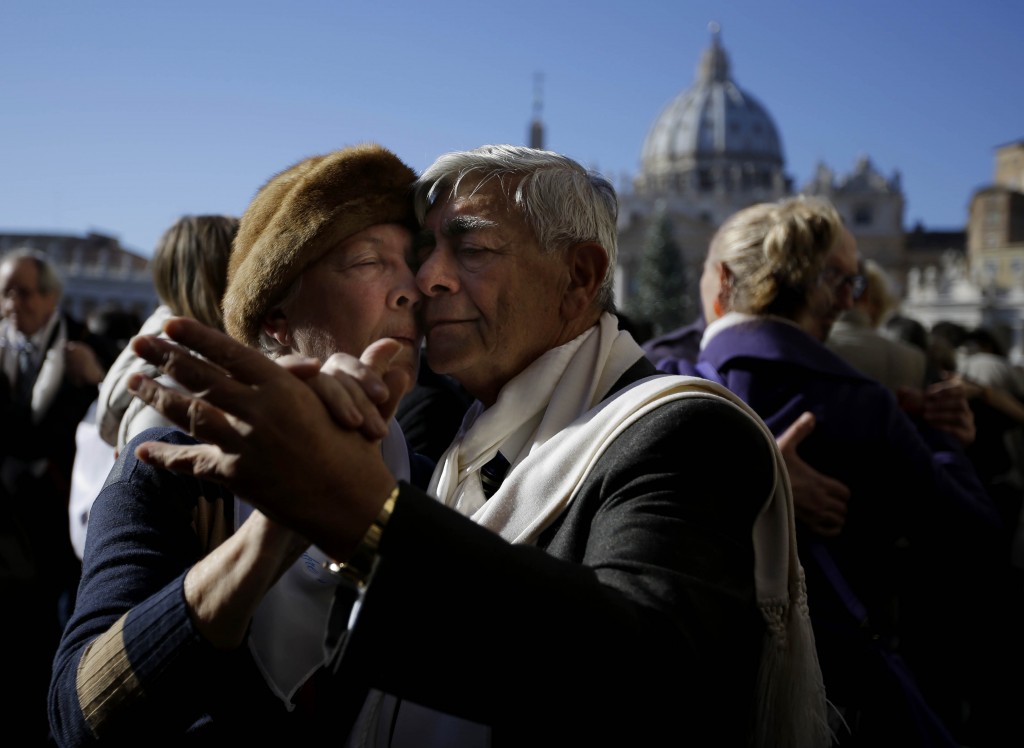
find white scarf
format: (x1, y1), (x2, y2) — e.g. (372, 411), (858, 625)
(429, 312), (830, 747)
(1, 311), (66, 424)
(428, 313), (638, 527)
(241, 420), (411, 709)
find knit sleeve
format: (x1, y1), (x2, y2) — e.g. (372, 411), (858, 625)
(48, 427), (240, 744)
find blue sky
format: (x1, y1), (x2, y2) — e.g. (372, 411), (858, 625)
(1, 0), (1021, 258)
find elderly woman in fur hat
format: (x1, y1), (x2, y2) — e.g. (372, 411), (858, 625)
(50, 144), (426, 744)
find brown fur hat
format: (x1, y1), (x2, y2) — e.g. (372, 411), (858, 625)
(223, 143), (417, 347)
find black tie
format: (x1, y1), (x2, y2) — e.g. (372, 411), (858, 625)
(480, 452), (511, 500)
(15, 341), (36, 405)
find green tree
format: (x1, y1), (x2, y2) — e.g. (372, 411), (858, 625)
(625, 212), (692, 336)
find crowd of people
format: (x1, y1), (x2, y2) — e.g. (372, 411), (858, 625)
(1, 141), (1022, 747)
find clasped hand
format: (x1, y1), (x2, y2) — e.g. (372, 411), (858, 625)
(896, 375), (977, 447)
(127, 317), (408, 561)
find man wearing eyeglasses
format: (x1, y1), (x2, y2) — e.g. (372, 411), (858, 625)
(803, 224), (863, 343)
(826, 255), (928, 394)
(1, 247), (108, 745)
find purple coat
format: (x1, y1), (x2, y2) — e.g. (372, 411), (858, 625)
(657, 316), (1002, 741)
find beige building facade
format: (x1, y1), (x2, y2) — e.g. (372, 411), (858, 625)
(902, 141), (1024, 360)
(967, 142), (1024, 289)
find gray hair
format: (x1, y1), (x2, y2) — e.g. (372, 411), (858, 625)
(413, 144), (619, 311)
(1, 247), (64, 297)
(860, 258), (896, 326)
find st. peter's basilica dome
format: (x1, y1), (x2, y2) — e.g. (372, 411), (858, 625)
(635, 25), (786, 198)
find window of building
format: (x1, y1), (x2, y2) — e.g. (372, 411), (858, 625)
(852, 205), (873, 226)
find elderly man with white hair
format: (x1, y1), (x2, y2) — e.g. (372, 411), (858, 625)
(123, 145), (828, 747)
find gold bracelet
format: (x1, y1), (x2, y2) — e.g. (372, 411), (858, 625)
(323, 485), (399, 589)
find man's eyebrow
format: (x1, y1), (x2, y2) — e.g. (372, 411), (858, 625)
(443, 215), (498, 236)
(414, 216), (498, 249)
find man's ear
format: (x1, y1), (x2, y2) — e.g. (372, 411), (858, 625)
(562, 242), (609, 319)
(262, 308), (292, 347)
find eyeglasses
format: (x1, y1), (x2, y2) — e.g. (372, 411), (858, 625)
(819, 267), (867, 300)
(2, 285), (41, 302)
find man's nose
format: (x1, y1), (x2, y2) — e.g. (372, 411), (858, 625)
(416, 249), (458, 296)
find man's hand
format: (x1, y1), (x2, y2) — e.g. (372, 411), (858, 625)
(777, 411), (851, 537)
(895, 386), (924, 418)
(921, 376), (976, 447)
(126, 317), (400, 561)
(65, 341), (105, 387)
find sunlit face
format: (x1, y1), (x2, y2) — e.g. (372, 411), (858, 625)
(0, 257), (59, 337)
(282, 223), (422, 382)
(415, 178), (574, 406)
(803, 226), (859, 342)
